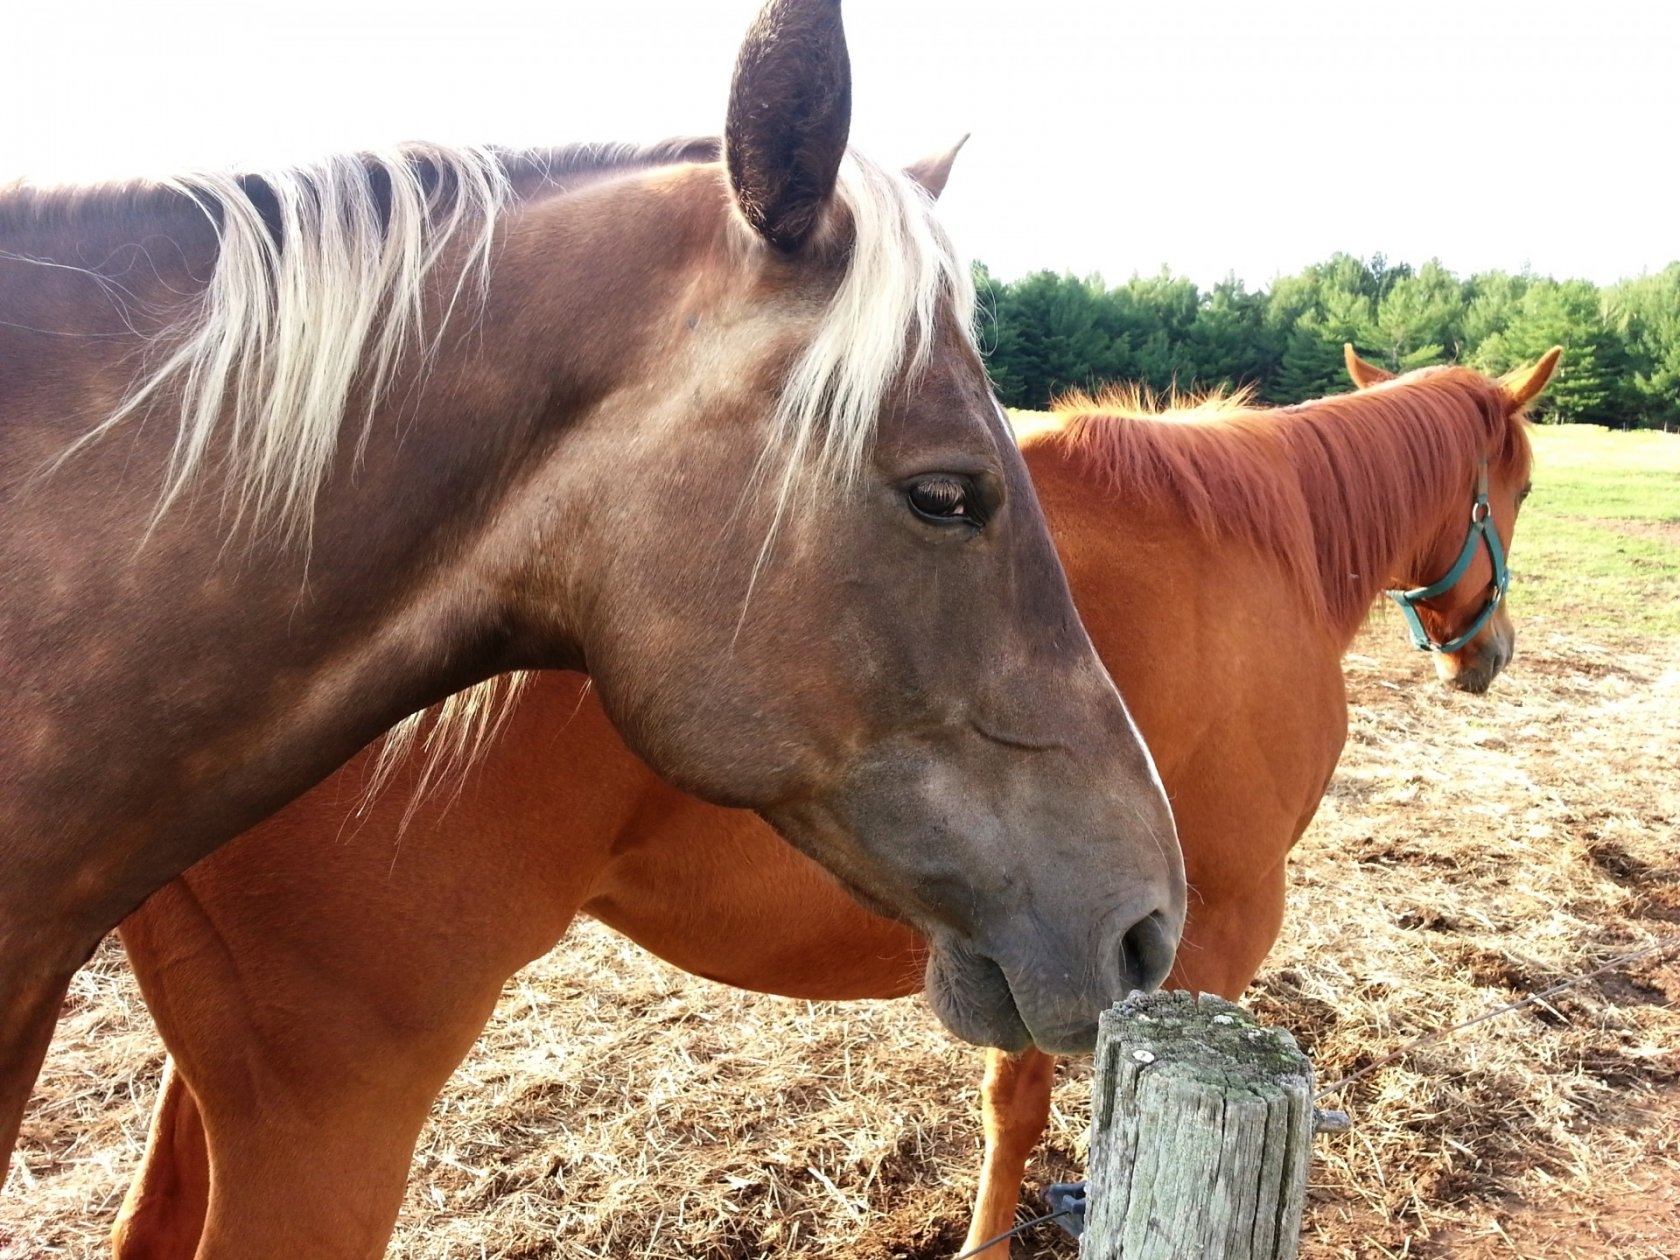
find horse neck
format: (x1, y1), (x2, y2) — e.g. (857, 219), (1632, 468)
(1270, 378), (1504, 646)
(1, 161), (712, 622)
(1036, 376), (1507, 653)
(0, 179), (633, 812)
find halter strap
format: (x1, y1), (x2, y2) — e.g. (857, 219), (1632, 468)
(1384, 463), (1509, 654)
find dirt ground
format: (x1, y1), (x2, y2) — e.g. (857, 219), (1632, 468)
(4, 605), (1677, 1259)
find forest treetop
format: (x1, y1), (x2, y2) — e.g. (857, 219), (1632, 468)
(978, 255), (1680, 429)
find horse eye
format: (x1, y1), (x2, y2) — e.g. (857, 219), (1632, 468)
(907, 476), (973, 524)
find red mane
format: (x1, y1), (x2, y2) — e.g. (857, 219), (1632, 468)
(1039, 369), (1534, 634)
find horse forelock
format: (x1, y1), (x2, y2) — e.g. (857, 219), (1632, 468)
(1045, 368), (1531, 634)
(761, 149), (979, 498)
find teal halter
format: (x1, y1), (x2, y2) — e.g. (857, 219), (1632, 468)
(1385, 463), (1509, 654)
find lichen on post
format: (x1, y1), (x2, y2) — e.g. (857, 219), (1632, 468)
(1082, 991), (1316, 1260)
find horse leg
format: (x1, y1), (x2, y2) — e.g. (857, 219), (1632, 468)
(960, 1046), (1057, 1259)
(117, 876), (563, 1259)
(111, 1058), (209, 1259)
(123, 984), (512, 1259)
(0, 963), (76, 1178)
(190, 1088), (436, 1260)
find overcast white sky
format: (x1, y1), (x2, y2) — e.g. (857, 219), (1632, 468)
(4, 0), (1673, 290)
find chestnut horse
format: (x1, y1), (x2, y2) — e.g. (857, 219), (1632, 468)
(106, 348), (1557, 1258)
(0, 0), (1187, 1176)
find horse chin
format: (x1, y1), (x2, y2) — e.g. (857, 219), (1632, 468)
(1442, 662), (1495, 694)
(923, 936), (1034, 1054)
(1438, 631), (1514, 694)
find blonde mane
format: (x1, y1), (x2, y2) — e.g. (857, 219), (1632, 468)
(15, 137), (970, 546)
(768, 150), (977, 493)
(359, 671), (534, 834)
(22, 145), (509, 540)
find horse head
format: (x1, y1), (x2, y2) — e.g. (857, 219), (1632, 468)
(490, 0), (1184, 1053)
(1346, 344), (1560, 693)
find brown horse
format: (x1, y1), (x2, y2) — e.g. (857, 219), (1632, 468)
(105, 349), (1557, 1258)
(0, 0), (1189, 1174)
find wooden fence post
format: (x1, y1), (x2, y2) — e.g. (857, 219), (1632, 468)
(1080, 991), (1317, 1260)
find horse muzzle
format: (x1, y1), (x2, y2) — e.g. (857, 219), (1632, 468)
(922, 904), (1180, 1055)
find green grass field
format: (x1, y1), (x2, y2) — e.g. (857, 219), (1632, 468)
(1519, 424), (1680, 637)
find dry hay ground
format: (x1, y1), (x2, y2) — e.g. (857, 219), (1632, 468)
(4, 621), (1678, 1259)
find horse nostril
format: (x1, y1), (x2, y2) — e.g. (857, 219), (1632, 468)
(1119, 911), (1178, 994)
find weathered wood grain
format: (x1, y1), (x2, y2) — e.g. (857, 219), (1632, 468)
(1082, 991), (1314, 1260)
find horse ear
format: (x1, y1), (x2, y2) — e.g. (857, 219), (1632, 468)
(725, 0), (852, 251)
(1344, 344), (1395, 389)
(1500, 346), (1563, 408)
(904, 134), (970, 201)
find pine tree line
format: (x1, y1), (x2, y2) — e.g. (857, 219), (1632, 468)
(977, 255), (1680, 428)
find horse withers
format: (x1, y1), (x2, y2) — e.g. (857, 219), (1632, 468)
(106, 349), (1556, 1258)
(0, 0), (1183, 1174)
